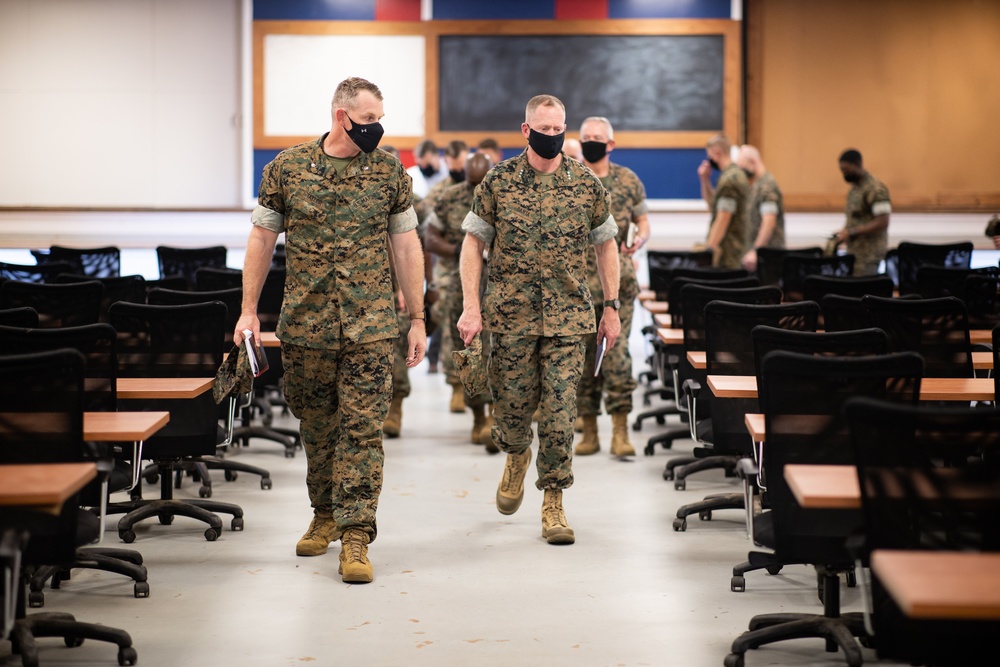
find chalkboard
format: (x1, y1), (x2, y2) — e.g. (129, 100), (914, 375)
(438, 34), (724, 133)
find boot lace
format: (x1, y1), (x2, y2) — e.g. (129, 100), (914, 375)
(343, 529), (368, 563)
(501, 449), (529, 492)
(543, 503), (568, 529)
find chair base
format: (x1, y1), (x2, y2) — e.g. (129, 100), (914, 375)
(672, 493), (743, 532)
(10, 611), (137, 667)
(644, 425), (690, 456)
(111, 498), (243, 543)
(28, 547), (148, 607)
(233, 425), (297, 458)
(632, 401), (679, 431)
(663, 454), (740, 489)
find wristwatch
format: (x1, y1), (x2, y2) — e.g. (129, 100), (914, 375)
(603, 299), (621, 311)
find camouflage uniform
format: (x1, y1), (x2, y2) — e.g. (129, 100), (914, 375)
(710, 164), (751, 269)
(845, 171), (891, 276)
(747, 171), (786, 250)
(389, 267), (410, 401)
(577, 163), (646, 418)
(431, 180), (492, 407)
(462, 150), (617, 490)
(253, 136), (416, 543)
(426, 176), (463, 384)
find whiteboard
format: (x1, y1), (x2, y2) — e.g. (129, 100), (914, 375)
(263, 34), (426, 138)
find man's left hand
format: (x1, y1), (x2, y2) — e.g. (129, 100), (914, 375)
(405, 321), (427, 368)
(597, 308), (621, 351)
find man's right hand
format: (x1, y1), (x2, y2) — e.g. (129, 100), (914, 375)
(697, 160), (712, 180)
(234, 314), (260, 346)
(456, 308), (482, 346)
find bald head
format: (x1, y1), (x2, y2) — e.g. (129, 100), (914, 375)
(564, 138), (583, 162)
(737, 145), (764, 179)
(466, 152), (491, 186)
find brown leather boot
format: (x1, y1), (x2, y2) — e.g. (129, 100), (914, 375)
(296, 509), (338, 556)
(574, 415), (600, 455)
(449, 383), (466, 413)
(610, 412), (636, 457)
(496, 447), (532, 515)
(541, 489), (575, 545)
(338, 527), (373, 583)
(383, 395), (403, 438)
(478, 405), (499, 454)
(470, 404), (487, 445)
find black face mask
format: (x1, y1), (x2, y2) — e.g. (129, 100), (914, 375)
(742, 168), (755, 180)
(581, 141), (608, 163)
(418, 163), (437, 178)
(527, 129), (565, 160)
(843, 171), (861, 184)
(344, 115), (384, 153)
(449, 169), (465, 183)
(708, 159), (721, 171)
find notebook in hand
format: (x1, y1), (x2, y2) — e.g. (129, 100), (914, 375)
(242, 329), (270, 378)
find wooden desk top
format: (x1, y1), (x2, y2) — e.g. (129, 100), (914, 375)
(745, 413), (765, 442)
(0, 463), (97, 514)
(657, 327), (683, 346)
(645, 301), (668, 314)
(117, 377), (213, 400)
(872, 550), (1000, 620)
(709, 375), (995, 402)
(259, 331), (280, 348)
(654, 313), (672, 328)
(638, 289), (657, 302)
(971, 329), (991, 345)
(84, 411), (169, 441)
(784, 464), (860, 509)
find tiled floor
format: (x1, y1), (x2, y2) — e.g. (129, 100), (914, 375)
(1, 319), (907, 667)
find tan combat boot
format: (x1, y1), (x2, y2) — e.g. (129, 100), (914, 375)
(573, 416), (584, 433)
(383, 395), (403, 438)
(610, 412), (637, 457)
(449, 383), (466, 413)
(574, 415), (600, 455)
(296, 509), (338, 556)
(478, 405), (498, 454)
(541, 489), (575, 545)
(338, 527), (373, 583)
(496, 447), (532, 515)
(470, 404), (487, 445)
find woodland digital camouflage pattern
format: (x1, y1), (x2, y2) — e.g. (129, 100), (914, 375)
(711, 164), (751, 269)
(845, 172), (891, 276)
(748, 171), (786, 250)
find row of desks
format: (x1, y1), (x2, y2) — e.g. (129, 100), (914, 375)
(658, 326), (994, 348)
(686, 349), (994, 371)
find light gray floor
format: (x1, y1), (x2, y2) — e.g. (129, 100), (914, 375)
(2, 321), (908, 667)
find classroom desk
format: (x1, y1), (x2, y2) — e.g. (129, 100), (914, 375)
(970, 329), (991, 345)
(645, 301), (668, 314)
(116, 377), (213, 400)
(784, 464), (861, 509)
(689, 350), (992, 372)
(709, 375), (994, 402)
(657, 327), (684, 346)
(638, 289), (657, 303)
(0, 463), (97, 516)
(871, 550), (1000, 620)
(654, 313), (671, 327)
(259, 331), (280, 348)
(84, 412), (169, 442)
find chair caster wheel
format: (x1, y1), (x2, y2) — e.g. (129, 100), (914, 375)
(204, 528), (219, 541)
(158, 513), (173, 525)
(846, 570), (857, 587)
(644, 445), (654, 456)
(224, 469), (237, 481)
(724, 653), (744, 667)
(766, 565), (783, 575)
(261, 478), (273, 490)
(120, 530), (136, 543)
(699, 510), (712, 521)
(28, 590), (44, 608)
(656, 415), (665, 425)
(672, 518), (687, 531)
(284, 449), (295, 459)
(134, 581), (150, 598)
(674, 479), (686, 491)
(731, 575), (745, 592)
(118, 646), (138, 665)
(632, 421), (641, 431)
(64, 636), (84, 648)
(199, 485), (212, 498)
(231, 517), (245, 531)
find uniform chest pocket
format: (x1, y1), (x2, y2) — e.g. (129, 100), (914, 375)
(347, 179), (392, 223)
(289, 192), (330, 230)
(551, 209), (589, 245)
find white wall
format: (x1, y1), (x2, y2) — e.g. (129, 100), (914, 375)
(0, 0), (242, 208)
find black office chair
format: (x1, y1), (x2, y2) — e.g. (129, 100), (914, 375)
(915, 264), (997, 299)
(803, 274), (895, 302)
(0, 349), (137, 666)
(670, 300), (819, 532)
(725, 351), (923, 667)
(0, 261), (76, 284)
(54, 273), (147, 323)
(108, 301), (244, 542)
(155, 245), (228, 290)
(33, 246), (121, 279)
(845, 397), (1000, 666)
(821, 294), (873, 333)
(755, 246), (822, 288)
(781, 254), (856, 302)
(729, 326), (891, 592)
(863, 294), (973, 378)
(895, 240), (973, 296)
(964, 273), (1000, 329)
(646, 249), (713, 301)
(0, 324), (149, 605)
(0, 307), (38, 327)
(0, 280), (104, 328)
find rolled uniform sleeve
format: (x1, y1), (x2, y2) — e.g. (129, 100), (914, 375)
(759, 201), (779, 216)
(464, 176), (497, 244)
(254, 159), (287, 232)
(716, 197), (738, 213)
(389, 206), (418, 234)
(388, 161), (417, 234)
(462, 211), (495, 244)
(589, 214), (618, 245)
(252, 205), (284, 233)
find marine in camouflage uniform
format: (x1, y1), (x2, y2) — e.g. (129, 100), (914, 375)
(576, 161), (647, 456)
(709, 163), (751, 269)
(840, 162), (891, 276)
(238, 77), (425, 583)
(747, 171), (786, 251)
(459, 96), (620, 545)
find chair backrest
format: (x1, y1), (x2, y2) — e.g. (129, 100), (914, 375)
(781, 254), (856, 302)
(0, 260), (77, 284)
(646, 249), (713, 299)
(148, 287), (241, 344)
(756, 246), (823, 287)
(0, 324), (117, 412)
(0, 306), (38, 328)
(752, 326), (889, 388)
(915, 265), (996, 299)
(155, 245), (228, 289)
(758, 350), (923, 563)
(863, 294), (972, 378)
(195, 267), (242, 291)
(671, 266), (750, 282)
(54, 273), (146, 323)
(803, 274), (895, 302)
(0, 280), (104, 328)
(964, 273), (1000, 329)
(896, 240), (974, 296)
(35, 246), (121, 278)
(821, 294), (872, 333)
(666, 275), (760, 330)
(679, 284), (781, 353)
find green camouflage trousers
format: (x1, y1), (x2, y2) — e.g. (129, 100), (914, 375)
(576, 298), (637, 417)
(391, 310), (411, 399)
(282, 339), (393, 543)
(447, 288), (491, 407)
(489, 333), (585, 490)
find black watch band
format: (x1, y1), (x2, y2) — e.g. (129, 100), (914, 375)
(603, 299), (621, 310)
